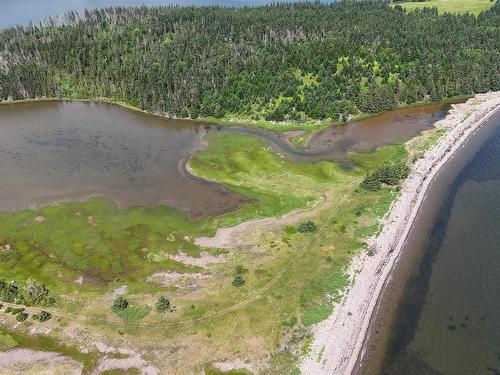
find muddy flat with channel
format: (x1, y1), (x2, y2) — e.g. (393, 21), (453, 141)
(0, 100), (456, 218)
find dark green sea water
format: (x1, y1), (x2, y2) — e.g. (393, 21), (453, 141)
(384, 111), (500, 375)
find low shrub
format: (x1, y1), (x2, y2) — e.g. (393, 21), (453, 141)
(297, 220), (317, 233)
(112, 296), (129, 312)
(155, 296), (170, 313)
(33, 310), (52, 322)
(16, 312), (28, 322)
(232, 275), (245, 287)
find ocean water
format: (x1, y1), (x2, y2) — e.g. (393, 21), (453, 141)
(0, 0), (300, 29)
(383, 111), (500, 375)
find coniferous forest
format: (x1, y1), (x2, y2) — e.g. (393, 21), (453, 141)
(0, 1), (499, 122)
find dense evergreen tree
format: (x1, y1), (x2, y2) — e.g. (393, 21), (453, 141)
(0, 1), (498, 121)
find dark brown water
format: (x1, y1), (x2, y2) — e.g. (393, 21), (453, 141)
(0, 100), (456, 218)
(305, 102), (457, 160)
(227, 102), (456, 165)
(0, 101), (249, 220)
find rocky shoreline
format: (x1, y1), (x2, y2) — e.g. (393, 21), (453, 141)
(300, 91), (500, 375)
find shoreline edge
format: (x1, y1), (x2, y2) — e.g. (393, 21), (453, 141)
(300, 91), (500, 375)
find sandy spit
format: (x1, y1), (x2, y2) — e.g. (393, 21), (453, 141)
(300, 92), (500, 375)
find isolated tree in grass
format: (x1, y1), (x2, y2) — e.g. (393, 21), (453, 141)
(33, 310), (52, 322)
(16, 312), (28, 322)
(155, 296), (170, 313)
(297, 220), (317, 233)
(112, 296), (128, 312)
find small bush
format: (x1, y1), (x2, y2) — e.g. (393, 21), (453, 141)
(297, 220), (317, 233)
(155, 296), (170, 313)
(33, 310), (52, 322)
(16, 312), (28, 322)
(112, 296), (129, 312)
(232, 275), (245, 287)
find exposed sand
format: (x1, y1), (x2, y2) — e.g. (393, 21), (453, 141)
(167, 250), (226, 269)
(194, 194), (326, 249)
(146, 271), (212, 289)
(300, 92), (500, 375)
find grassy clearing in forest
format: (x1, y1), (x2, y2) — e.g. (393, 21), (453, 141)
(394, 0), (493, 15)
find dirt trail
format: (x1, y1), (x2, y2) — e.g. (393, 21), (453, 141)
(1, 194), (348, 328)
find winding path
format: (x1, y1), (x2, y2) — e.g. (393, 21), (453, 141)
(2, 194), (348, 328)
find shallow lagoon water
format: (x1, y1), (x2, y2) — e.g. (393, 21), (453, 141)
(0, 101), (250, 219)
(0, 100), (454, 218)
(305, 102), (456, 160)
(227, 101), (454, 163)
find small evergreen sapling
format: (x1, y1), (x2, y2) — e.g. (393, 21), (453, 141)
(155, 296), (170, 313)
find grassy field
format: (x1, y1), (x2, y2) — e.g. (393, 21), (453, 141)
(394, 0), (494, 15)
(0, 124), (416, 373)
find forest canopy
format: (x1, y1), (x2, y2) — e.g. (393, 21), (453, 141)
(0, 1), (499, 122)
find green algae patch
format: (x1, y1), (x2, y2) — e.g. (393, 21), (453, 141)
(205, 366), (254, 375)
(0, 332), (17, 351)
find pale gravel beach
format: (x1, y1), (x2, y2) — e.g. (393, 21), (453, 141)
(300, 92), (500, 375)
